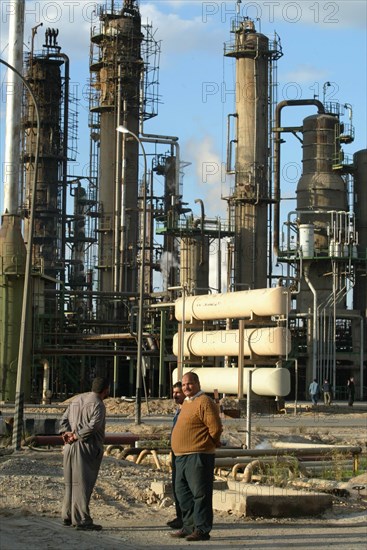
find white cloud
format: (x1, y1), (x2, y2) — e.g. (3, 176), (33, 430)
(141, 2), (224, 59)
(185, 134), (228, 217)
(284, 64), (328, 83)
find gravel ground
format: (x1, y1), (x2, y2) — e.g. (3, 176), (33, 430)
(0, 402), (366, 549)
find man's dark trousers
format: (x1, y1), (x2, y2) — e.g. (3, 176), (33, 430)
(171, 453), (182, 521)
(175, 453), (215, 535)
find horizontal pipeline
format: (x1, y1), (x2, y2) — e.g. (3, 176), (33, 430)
(26, 433), (160, 446)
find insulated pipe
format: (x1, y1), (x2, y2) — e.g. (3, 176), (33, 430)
(172, 367), (291, 396)
(273, 99), (325, 257)
(172, 327), (291, 357)
(175, 287), (291, 322)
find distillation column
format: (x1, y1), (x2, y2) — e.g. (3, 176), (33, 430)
(22, 33), (68, 390)
(23, 54), (63, 281)
(90, 0), (143, 313)
(353, 149), (367, 316)
(296, 113), (349, 384)
(225, 19), (273, 290)
(296, 113), (349, 308)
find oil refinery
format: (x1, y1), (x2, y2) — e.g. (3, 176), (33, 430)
(0, 0), (366, 408)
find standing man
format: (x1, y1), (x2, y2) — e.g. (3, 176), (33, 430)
(60, 377), (110, 531)
(170, 372), (222, 542)
(309, 378), (320, 406)
(322, 379), (332, 405)
(167, 381), (185, 529)
(347, 376), (355, 406)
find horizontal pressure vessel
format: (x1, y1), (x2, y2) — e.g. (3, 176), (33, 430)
(175, 287), (290, 322)
(172, 367), (290, 396)
(173, 327), (291, 357)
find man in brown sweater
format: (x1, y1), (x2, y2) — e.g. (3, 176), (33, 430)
(170, 371), (222, 542)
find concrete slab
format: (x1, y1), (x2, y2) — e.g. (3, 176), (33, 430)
(213, 481), (333, 517)
(152, 479), (332, 518)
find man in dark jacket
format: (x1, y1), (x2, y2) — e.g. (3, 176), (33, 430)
(167, 381), (185, 529)
(347, 377), (355, 406)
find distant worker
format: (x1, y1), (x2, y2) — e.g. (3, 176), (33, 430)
(347, 376), (355, 406)
(309, 378), (320, 406)
(170, 372), (222, 542)
(167, 381), (185, 530)
(59, 377), (110, 530)
(322, 379), (332, 405)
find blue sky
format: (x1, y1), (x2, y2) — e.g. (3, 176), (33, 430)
(1, 0), (366, 223)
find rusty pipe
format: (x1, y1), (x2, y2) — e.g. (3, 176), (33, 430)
(237, 457), (308, 482)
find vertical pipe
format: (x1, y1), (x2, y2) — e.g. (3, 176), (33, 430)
(57, 54), (70, 286)
(304, 265), (318, 381)
(294, 359), (298, 415)
(246, 369), (252, 449)
(237, 319), (244, 397)
(360, 317), (364, 400)
(178, 288), (186, 383)
(3, 0), (25, 215)
(217, 220), (222, 293)
(158, 309), (166, 398)
(119, 100), (127, 293)
(114, 65), (122, 294)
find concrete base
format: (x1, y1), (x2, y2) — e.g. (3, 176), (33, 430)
(213, 480), (333, 517)
(151, 480), (333, 518)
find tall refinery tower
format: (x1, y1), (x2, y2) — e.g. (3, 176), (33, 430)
(90, 0), (149, 306)
(224, 17), (282, 290)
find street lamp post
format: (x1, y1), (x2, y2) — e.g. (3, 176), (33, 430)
(0, 57), (40, 450)
(116, 125), (147, 424)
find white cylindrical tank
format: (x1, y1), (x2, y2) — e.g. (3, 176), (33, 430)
(175, 287), (291, 322)
(173, 327), (291, 357)
(299, 224), (314, 258)
(172, 367), (290, 396)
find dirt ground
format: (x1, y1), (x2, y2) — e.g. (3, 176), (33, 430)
(0, 400), (366, 549)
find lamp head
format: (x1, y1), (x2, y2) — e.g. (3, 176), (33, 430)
(116, 125), (129, 134)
